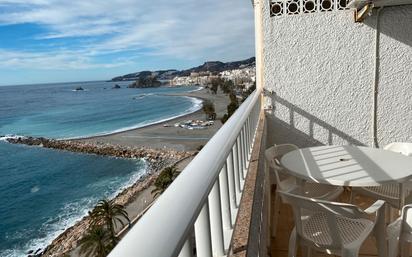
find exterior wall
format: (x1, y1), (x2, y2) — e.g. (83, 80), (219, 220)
(261, 2), (412, 148)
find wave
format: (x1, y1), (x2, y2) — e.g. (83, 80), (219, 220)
(132, 93), (156, 99)
(62, 96), (203, 140)
(0, 160), (147, 257)
(189, 86), (204, 92)
(0, 134), (26, 142)
(71, 89), (89, 92)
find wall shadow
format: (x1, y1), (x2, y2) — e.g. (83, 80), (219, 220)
(363, 6), (412, 48)
(265, 92), (365, 148)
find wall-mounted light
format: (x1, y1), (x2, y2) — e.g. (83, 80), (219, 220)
(354, 3), (374, 22)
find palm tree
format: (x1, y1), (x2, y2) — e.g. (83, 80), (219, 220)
(79, 226), (111, 257)
(151, 165), (180, 197)
(89, 199), (130, 246)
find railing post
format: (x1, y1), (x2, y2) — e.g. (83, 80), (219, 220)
(235, 139), (244, 190)
(248, 118), (252, 154)
(232, 143), (242, 204)
(245, 118), (251, 158)
(237, 137), (243, 181)
(250, 118), (254, 149)
(227, 151), (238, 221)
(242, 127), (248, 169)
(195, 202), (212, 257)
(209, 180), (225, 256)
(240, 128), (247, 179)
(219, 163), (232, 230)
(178, 238), (193, 257)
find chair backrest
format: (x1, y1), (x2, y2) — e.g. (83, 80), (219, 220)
(400, 204), (412, 242)
(384, 142), (412, 156)
(278, 190), (369, 249)
(265, 144), (299, 191)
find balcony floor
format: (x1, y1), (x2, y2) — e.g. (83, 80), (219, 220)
(270, 189), (382, 257)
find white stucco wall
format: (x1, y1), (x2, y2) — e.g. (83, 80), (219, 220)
(262, 3), (412, 147)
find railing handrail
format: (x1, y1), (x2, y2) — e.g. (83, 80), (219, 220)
(109, 88), (262, 257)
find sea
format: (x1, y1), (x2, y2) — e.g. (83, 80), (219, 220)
(0, 81), (202, 257)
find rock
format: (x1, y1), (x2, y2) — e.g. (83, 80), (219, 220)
(112, 84), (121, 89)
(128, 77), (161, 88)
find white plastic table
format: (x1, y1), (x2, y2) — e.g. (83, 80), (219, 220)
(281, 145), (412, 187)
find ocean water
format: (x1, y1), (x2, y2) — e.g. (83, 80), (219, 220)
(0, 81), (202, 139)
(0, 81), (201, 257)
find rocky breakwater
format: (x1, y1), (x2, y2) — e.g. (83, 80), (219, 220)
(5, 136), (194, 257)
(6, 136), (192, 169)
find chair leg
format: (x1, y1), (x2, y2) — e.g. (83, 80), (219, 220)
(288, 227), (298, 257)
(304, 246), (313, 257)
(349, 190), (355, 204)
(388, 236), (399, 257)
(400, 239), (410, 257)
(266, 181), (272, 250)
(386, 205), (392, 224)
(271, 193), (281, 238)
(375, 215), (388, 257)
(342, 247), (360, 257)
(389, 206), (395, 223)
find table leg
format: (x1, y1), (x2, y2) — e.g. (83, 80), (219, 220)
(375, 207), (388, 257)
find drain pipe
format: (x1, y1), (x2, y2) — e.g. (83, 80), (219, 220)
(372, 7), (383, 148)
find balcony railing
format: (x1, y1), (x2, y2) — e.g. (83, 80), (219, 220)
(108, 88), (262, 257)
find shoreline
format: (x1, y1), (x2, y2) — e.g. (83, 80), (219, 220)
(4, 137), (194, 257)
(13, 141), (195, 256)
(76, 88), (230, 151)
(41, 153), (196, 257)
(68, 94), (205, 141)
(7, 88), (230, 257)
(63, 90), (205, 141)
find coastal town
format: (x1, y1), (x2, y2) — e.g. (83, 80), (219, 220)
(111, 57), (256, 91)
(170, 66), (255, 89)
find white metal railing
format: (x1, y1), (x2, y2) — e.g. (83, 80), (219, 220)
(109, 88), (262, 257)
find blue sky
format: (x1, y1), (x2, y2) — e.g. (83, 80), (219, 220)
(0, 0), (255, 86)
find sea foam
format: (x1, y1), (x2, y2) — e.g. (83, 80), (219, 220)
(0, 159), (147, 257)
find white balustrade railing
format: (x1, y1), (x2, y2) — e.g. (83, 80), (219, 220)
(109, 88), (262, 257)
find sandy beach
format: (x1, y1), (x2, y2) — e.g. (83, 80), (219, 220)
(77, 88), (230, 151)
(38, 88), (229, 257)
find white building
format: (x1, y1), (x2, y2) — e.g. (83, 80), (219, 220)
(220, 67), (256, 86)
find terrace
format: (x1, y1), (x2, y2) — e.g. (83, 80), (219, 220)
(107, 1), (412, 257)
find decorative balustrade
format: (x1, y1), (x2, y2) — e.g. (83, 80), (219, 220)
(270, 0), (350, 17)
(109, 88), (262, 257)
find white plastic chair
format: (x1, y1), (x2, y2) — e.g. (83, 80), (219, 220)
(387, 204), (412, 257)
(265, 144), (344, 238)
(351, 143), (412, 210)
(279, 190), (387, 257)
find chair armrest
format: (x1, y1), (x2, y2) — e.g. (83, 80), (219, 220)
(364, 200), (386, 215)
(402, 204), (412, 213)
(401, 204), (412, 224)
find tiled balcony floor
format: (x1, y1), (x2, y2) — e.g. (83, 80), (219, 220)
(269, 189), (384, 257)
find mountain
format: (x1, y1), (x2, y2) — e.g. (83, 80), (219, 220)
(110, 57), (255, 82)
(177, 57), (255, 76)
(111, 69), (178, 82)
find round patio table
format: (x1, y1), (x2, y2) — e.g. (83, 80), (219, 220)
(280, 145), (412, 187)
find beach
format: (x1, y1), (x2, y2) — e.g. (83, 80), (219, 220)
(33, 87), (230, 257)
(76, 88), (230, 151)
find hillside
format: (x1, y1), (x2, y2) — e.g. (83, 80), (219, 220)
(111, 57), (255, 82)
